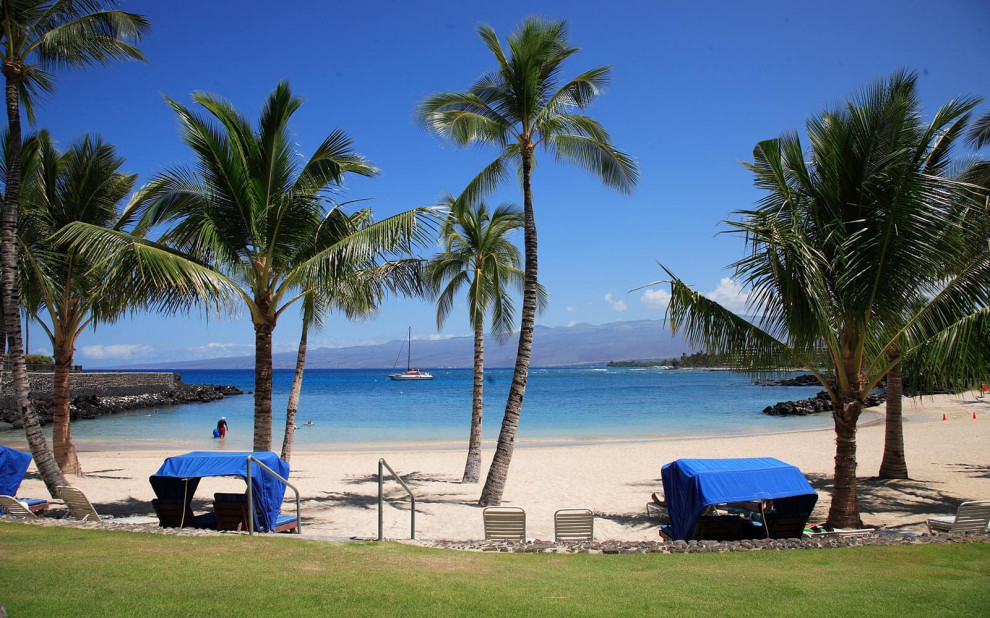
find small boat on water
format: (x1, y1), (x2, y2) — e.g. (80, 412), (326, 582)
(389, 328), (433, 381)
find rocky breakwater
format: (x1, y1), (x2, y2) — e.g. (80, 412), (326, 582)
(0, 372), (242, 431)
(763, 373), (886, 416)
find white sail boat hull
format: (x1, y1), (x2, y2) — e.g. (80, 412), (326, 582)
(388, 370), (433, 381)
(389, 327), (433, 381)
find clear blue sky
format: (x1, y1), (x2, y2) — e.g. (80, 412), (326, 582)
(27, 0), (989, 366)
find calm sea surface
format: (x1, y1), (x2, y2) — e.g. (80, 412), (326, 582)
(40, 367), (830, 450)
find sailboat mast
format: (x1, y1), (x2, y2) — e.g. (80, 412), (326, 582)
(407, 326), (412, 371)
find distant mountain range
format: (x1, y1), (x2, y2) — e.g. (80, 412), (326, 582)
(117, 319), (693, 370)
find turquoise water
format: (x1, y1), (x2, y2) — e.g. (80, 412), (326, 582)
(44, 367), (830, 450)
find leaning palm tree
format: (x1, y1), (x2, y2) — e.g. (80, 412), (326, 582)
(428, 198), (537, 483)
(124, 81), (436, 451)
(18, 131), (137, 475)
(280, 208), (429, 462)
(655, 71), (986, 527)
(417, 17), (637, 505)
(0, 0), (148, 495)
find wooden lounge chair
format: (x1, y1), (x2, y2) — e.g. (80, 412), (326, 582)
(0, 495), (38, 518)
(483, 506), (526, 541)
(765, 515), (811, 539)
(151, 499), (216, 529)
(926, 500), (990, 534)
(554, 508), (594, 542)
(212, 493), (297, 533)
(56, 486), (111, 522)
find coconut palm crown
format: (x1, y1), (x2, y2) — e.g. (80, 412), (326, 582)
(66, 81), (440, 451)
(654, 70), (988, 528)
(416, 17), (638, 505)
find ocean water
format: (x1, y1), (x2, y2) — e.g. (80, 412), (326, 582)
(52, 367), (831, 450)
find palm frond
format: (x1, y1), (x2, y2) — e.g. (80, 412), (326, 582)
(545, 133), (638, 194)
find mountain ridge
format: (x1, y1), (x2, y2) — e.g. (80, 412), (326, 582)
(113, 319), (692, 370)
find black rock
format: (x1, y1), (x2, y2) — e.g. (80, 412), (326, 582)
(763, 390), (886, 416)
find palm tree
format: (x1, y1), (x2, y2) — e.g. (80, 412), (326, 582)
(126, 81), (437, 451)
(0, 0), (147, 494)
(280, 209), (429, 462)
(416, 17), (637, 505)
(875, 110), (977, 480)
(655, 71), (986, 527)
(428, 198), (537, 483)
(18, 131), (136, 474)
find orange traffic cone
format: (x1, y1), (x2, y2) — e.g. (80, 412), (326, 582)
(974, 411), (978, 420)
(942, 413), (947, 421)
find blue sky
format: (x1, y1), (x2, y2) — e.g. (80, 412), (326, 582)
(26, 0), (989, 366)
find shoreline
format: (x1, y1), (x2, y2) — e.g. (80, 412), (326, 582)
(0, 409), (878, 454)
(6, 394), (988, 542)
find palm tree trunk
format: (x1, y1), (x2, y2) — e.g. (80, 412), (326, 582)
(253, 316), (274, 452)
(281, 320), (308, 462)
(53, 332), (82, 474)
(827, 399), (864, 528)
(878, 360), (907, 479)
(462, 319), (485, 483)
(1, 71), (66, 495)
(479, 148), (537, 506)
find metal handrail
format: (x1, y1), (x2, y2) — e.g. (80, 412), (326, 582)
(246, 456), (302, 536)
(378, 458), (415, 540)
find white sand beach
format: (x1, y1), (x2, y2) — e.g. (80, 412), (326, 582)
(9, 394), (989, 541)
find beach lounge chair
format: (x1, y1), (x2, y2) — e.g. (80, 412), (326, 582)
(554, 508), (594, 542)
(926, 500), (990, 534)
(765, 515), (812, 539)
(212, 493), (297, 533)
(56, 486), (111, 522)
(483, 506), (526, 541)
(0, 495), (38, 518)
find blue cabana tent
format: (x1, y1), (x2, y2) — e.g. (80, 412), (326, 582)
(661, 457), (818, 541)
(0, 445), (32, 496)
(150, 451), (289, 532)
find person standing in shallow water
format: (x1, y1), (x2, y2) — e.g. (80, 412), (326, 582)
(217, 417), (228, 438)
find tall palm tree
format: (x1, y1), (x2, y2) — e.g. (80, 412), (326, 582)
(18, 131), (136, 475)
(655, 71), (986, 527)
(0, 0), (147, 494)
(875, 110), (976, 480)
(124, 81), (436, 451)
(428, 198), (536, 483)
(417, 17), (637, 505)
(280, 209), (429, 462)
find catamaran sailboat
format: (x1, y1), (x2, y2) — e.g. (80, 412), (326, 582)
(388, 328), (433, 381)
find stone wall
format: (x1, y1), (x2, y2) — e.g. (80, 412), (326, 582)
(1, 371), (180, 401)
(0, 372), (242, 431)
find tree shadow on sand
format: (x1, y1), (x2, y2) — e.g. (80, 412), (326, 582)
(596, 511), (655, 528)
(806, 472), (967, 525)
(341, 471), (459, 486)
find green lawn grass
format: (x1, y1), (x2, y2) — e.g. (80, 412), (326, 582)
(1, 523), (987, 616)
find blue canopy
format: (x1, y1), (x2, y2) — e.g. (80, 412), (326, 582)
(150, 451), (289, 532)
(0, 445), (32, 497)
(661, 457), (818, 541)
